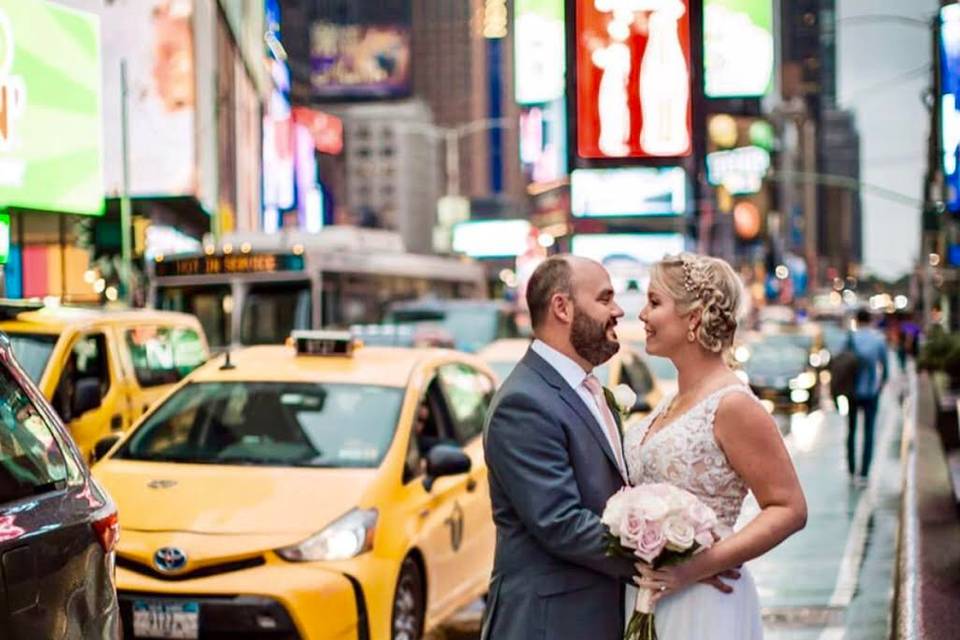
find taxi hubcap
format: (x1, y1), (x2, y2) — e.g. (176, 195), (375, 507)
(393, 564), (422, 640)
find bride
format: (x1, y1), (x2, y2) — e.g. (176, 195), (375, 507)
(623, 253), (807, 638)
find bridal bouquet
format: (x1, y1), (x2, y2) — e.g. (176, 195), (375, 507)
(601, 483), (719, 640)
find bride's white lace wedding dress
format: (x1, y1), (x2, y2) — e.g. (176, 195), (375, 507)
(623, 384), (764, 639)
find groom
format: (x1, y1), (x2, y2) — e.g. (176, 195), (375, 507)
(481, 255), (635, 640)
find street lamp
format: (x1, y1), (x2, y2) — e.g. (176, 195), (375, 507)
(396, 118), (514, 197)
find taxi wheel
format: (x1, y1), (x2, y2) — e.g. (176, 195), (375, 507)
(391, 557), (425, 640)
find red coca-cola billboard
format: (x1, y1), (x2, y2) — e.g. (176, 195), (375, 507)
(574, 0), (692, 160)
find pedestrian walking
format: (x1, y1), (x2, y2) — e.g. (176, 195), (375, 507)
(846, 308), (889, 486)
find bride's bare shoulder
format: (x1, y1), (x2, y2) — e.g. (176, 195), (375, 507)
(712, 388), (778, 444)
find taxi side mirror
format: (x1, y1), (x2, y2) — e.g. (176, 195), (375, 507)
(72, 377), (103, 418)
(92, 434), (122, 463)
(422, 444), (471, 492)
(631, 398), (653, 415)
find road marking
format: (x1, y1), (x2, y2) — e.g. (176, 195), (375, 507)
(827, 373), (910, 611)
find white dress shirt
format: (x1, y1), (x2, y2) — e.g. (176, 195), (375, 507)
(531, 340), (627, 480)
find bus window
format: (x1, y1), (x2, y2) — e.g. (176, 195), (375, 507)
(158, 286), (232, 349)
(241, 284), (312, 345)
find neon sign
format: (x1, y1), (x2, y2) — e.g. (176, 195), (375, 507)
(574, 0), (692, 160)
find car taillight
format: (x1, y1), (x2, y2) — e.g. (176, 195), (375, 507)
(92, 511), (119, 553)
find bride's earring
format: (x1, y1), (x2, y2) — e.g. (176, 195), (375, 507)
(687, 329), (696, 342)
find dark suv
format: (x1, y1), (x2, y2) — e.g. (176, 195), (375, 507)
(0, 331), (119, 638)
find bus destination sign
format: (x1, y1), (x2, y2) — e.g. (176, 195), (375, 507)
(154, 253), (306, 277)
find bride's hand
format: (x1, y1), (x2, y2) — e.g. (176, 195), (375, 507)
(634, 563), (739, 604)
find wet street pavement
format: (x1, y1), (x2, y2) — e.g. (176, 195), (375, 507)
(430, 367), (910, 640)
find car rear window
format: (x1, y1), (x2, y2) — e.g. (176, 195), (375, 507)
(125, 326), (208, 388)
(0, 365), (71, 505)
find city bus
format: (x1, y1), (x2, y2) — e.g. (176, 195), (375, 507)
(148, 227), (487, 349)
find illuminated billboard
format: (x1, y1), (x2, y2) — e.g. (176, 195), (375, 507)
(942, 4), (960, 212)
(520, 99), (567, 184)
(574, 0), (692, 160)
(571, 233), (686, 267)
(704, 0), (774, 98)
(515, 0), (565, 104)
(452, 220), (533, 258)
(571, 167), (688, 217)
(0, 0), (103, 215)
(310, 21), (411, 99)
(0, 213), (8, 264)
(99, 0), (196, 199)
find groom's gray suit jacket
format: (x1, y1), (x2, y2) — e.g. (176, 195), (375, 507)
(480, 347), (635, 640)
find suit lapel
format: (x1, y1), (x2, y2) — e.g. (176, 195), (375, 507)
(521, 349), (625, 478)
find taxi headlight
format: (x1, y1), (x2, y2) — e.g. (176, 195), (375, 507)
(789, 372), (817, 390)
(276, 508), (377, 562)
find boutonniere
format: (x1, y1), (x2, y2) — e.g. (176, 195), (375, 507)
(603, 384), (637, 423)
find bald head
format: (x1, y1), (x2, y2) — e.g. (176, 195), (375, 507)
(526, 255), (603, 330)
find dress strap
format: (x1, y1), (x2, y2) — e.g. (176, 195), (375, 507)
(703, 384), (758, 420)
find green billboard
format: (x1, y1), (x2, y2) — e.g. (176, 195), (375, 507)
(704, 0), (774, 98)
(0, 0), (103, 215)
(0, 212), (9, 264)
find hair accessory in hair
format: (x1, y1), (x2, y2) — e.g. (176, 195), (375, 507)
(681, 257), (701, 296)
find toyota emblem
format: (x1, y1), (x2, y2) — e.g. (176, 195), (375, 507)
(153, 547), (188, 573)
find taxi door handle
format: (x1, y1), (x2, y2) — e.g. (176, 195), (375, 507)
(110, 415), (123, 431)
(466, 477), (477, 493)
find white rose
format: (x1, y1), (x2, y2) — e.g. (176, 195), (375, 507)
(663, 514), (696, 552)
(602, 489), (629, 529)
(612, 384), (638, 415)
(629, 492), (669, 522)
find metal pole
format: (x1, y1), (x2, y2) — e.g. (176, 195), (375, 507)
(445, 129), (460, 197)
(120, 59), (133, 305)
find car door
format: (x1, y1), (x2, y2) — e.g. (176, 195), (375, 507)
(435, 363), (496, 600)
(49, 331), (121, 460)
(0, 355), (117, 639)
(116, 323), (208, 424)
(397, 373), (472, 619)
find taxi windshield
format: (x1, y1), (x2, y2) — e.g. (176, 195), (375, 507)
(116, 381), (404, 468)
(7, 333), (58, 383)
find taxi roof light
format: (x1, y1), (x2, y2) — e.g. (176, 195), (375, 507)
(291, 330), (358, 356)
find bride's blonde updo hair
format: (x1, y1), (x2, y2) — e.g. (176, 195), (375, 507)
(649, 253), (743, 353)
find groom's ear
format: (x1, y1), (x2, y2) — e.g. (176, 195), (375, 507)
(551, 292), (574, 324)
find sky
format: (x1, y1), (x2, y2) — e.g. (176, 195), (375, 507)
(836, 0), (938, 280)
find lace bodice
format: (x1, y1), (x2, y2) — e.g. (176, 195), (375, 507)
(624, 385), (757, 530)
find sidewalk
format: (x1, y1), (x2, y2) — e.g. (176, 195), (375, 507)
(745, 367), (909, 639)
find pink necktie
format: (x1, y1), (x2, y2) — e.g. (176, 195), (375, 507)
(582, 374), (625, 471)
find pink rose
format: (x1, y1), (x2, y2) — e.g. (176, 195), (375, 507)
(687, 501), (718, 532)
(635, 521), (667, 563)
(629, 492), (669, 522)
(695, 530), (715, 549)
(618, 509), (646, 548)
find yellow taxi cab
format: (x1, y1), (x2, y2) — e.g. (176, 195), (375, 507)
(478, 337), (664, 423)
(92, 331), (497, 640)
(0, 301), (209, 460)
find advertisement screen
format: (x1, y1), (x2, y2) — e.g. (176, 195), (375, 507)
(98, 0), (196, 198)
(574, 0), (692, 160)
(571, 167), (688, 217)
(453, 220), (533, 258)
(704, 0), (774, 98)
(520, 99), (567, 185)
(0, 0), (103, 215)
(572, 232), (685, 264)
(942, 4), (960, 212)
(515, 0), (565, 104)
(310, 22), (411, 99)
(0, 213), (9, 264)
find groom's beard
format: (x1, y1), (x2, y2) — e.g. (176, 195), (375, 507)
(570, 307), (620, 366)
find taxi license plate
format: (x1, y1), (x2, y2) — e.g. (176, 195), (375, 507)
(132, 600), (199, 639)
